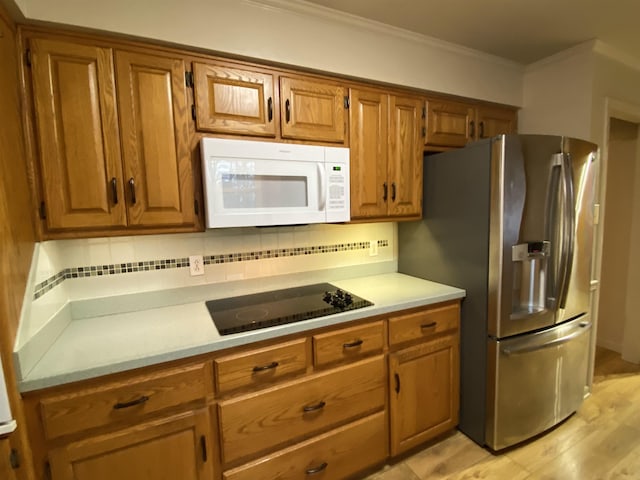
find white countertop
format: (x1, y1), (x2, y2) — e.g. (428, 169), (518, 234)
(18, 273), (465, 392)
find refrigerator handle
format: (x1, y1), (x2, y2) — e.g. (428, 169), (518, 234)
(558, 153), (576, 309)
(501, 321), (591, 356)
(544, 158), (563, 309)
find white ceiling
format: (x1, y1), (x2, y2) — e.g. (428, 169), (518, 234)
(302, 0), (640, 65)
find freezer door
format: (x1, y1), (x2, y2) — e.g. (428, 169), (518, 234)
(485, 315), (591, 451)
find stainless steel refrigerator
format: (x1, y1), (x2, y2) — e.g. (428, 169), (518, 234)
(398, 134), (597, 450)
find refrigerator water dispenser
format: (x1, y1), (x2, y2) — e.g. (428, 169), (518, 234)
(511, 241), (550, 318)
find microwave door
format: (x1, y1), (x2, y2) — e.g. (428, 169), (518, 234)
(208, 158), (324, 227)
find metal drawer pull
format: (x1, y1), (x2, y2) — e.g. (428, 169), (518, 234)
(113, 395), (149, 410)
(128, 177), (137, 204)
(252, 361), (279, 372)
(342, 339), (363, 349)
(305, 462), (328, 475)
(391, 182), (396, 201)
(420, 322), (437, 330)
(267, 97), (273, 122)
(383, 182), (388, 201)
(111, 177), (118, 204)
(303, 400), (326, 413)
(285, 99), (291, 123)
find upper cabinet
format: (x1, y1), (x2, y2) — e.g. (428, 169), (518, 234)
(192, 66), (347, 144)
(27, 36), (200, 236)
(349, 87), (422, 221)
(192, 62), (276, 137)
(279, 76), (346, 143)
(424, 97), (517, 149)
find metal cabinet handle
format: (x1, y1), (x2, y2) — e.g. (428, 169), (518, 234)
(128, 177), (137, 204)
(111, 177), (118, 205)
(420, 321), (437, 330)
(200, 435), (208, 462)
(383, 182), (388, 202)
(113, 395), (149, 410)
(469, 120), (475, 138)
(305, 462), (328, 475)
(303, 400), (326, 413)
(252, 361), (279, 372)
(479, 121), (485, 138)
(285, 99), (291, 123)
(394, 373), (400, 394)
(267, 97), (273, 122)
(391, 182), (396, 202)
(342, 339), (364, 349)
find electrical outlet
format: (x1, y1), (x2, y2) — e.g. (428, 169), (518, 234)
(189, 255), (205, 276)
(369, 240), (378, 256)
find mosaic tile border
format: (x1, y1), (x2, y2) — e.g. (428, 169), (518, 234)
(33, 239), (389, 300)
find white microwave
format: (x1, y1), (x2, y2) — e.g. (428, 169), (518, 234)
(200, 138), (350, 228)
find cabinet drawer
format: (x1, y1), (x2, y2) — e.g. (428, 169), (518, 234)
(388, 302), (459, 347)
(223, 411), (387, 480)
(218, 355), (385, 466)
(40, 363), (210, 440)
(215, 338), (308, 395)
(312, 321), (384, 367)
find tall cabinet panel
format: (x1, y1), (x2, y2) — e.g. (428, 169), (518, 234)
(388, 95), (423, 218)
(115, 51), (195, 227)
(29, 38), (126, 230)
(349, 88), (388, 218)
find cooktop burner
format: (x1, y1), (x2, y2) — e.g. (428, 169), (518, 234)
(205, 283), (373, 335)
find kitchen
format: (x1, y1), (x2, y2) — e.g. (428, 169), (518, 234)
(2, 1), (640, 479)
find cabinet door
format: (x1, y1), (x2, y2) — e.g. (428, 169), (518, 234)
(280, 77), (345, 143)
(389, 333), (459, 456)
(115, 51), (195, 227)
(193, 62), (276, 137)
(388, 95), (423, 218)
(30, 38), (126, 230)
(425, 98), (474, 147)
(348, 88), (388, 219)
(48, 409), (213, 480)
(476, 105), (517, 139)
(0, 438), (17, 480)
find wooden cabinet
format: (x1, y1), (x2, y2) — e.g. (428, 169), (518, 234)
(425, 97), (517, 149)
(280, 76), (346, 143)
(218, 355), (385, 466)
(222, 412), (387, 480)
(388, 303), (460, 456)
(25, 360), (214, 480)
(48, 409), (213, 480)
(29, 38), (126, 230)
(0, 438), (18, 480)
(28, 36), (199, 235)
(349, 87), (423, 220)
(192, 62), (276, 137)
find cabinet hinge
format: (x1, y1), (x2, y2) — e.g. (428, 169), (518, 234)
(191, 104), (196, 121)
(44, 461), (52, 480)
(343, 96), (350, 109)
(39, 201), (46, 220)
(422, 126), (427, 137)
(185, 71), (194, 88)
(422, 106), (426, 119)
(9, 448), (19, 469)
(194, 198), (199, 215)
(25, 48), (31, 67)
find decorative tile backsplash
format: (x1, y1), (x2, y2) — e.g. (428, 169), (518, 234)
(33, 238), (390, 300)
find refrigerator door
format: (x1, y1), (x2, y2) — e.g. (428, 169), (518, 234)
(485, 314), (591, 450)
(489, 135), (597, 338)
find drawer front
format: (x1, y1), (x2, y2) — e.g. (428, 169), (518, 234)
(223, 411), (387, 480)
(215, 338), (308, 395)
(40, 363), (210, 440)
(218, 355), (385, 466)
(388, 302), (459, 347)
(313, 321), (384, 367)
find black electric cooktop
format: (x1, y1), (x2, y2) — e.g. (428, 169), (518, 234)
(205, 283), (373, 335)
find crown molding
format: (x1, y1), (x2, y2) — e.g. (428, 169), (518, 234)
(244, 0), (524, 72)
(593, 40), (640, 73)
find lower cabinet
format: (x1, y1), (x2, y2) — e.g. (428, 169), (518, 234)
(388, 332), (459, 456)
(222, 411), (387, 480)
(48, 409), (213, 480)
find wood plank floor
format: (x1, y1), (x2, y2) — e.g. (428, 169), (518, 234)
(366, 347), (640, 480)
